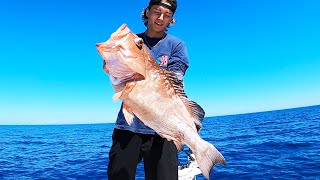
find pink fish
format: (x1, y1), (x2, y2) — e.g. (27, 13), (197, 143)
(96, 24), (226, 179)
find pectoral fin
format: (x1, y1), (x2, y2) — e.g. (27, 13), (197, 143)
(112, 91), (122, 101)
(112, 81), (136, 101)
(123, 104), (134, 125)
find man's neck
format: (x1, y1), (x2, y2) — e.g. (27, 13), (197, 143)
(145, 29), (165, 38)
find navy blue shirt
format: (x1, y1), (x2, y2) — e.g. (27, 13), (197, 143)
(114, 33), (189, 134)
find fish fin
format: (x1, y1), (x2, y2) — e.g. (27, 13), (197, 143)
(112, 81), (136, 101)
(123, 104), (134, 125)
(159, 132), (184, 151)
(112, 91), (122, 101)
(173, 141), (184, 151)
(193, 139), (226, 179)
(158, 132), (177, 141)
(164, 70), (205, 131)
(185, 100), (205, 131)
(124, 81), (136, 93)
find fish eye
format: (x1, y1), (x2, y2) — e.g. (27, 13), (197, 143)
(134, 38), (144, 49)
(138, 39), (144, 45)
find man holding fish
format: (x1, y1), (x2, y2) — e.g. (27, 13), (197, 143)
(97, 0), (226, 179)
(107, 1), (187, 179)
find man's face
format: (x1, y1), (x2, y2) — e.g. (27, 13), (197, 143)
(146, 3), (173, 33)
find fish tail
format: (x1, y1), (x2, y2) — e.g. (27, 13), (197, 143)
(193, 140), (226, 179)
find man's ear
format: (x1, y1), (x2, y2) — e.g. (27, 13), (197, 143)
(146, 8), (150, 17)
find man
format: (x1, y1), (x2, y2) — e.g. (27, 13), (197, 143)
(107, 0), (189, 179)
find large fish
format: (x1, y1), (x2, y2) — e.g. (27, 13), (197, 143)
(96, 24), (226, 179)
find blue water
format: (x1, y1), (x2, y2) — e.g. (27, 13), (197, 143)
(1, 105), (319, 179)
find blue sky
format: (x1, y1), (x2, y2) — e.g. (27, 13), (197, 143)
(1, 0), (320, 125)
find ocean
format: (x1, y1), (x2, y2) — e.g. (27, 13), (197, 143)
(0, 105), (319, 179)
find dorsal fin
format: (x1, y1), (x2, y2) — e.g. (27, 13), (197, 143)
(163, 70), (205, 131)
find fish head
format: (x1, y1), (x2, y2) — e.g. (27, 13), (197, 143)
(96, 24), (147, 86)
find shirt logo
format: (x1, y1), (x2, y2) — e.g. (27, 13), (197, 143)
(157, 55), (169, 67)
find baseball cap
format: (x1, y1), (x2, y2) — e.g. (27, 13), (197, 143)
(149, 0), (177, 14)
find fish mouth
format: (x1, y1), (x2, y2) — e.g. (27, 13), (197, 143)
(97, 24), (146, 85)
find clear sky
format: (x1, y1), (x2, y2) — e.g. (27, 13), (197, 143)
(1, 0), (320, 125)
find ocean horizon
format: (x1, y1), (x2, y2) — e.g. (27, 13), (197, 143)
(1, 105), (319, 179)
(2, 105), (318, 126)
